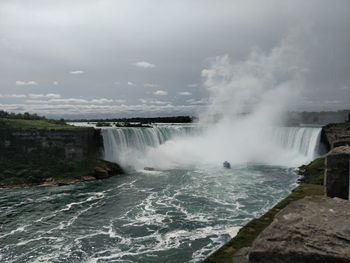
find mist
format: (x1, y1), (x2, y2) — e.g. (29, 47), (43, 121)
(107, 30), (321, 169)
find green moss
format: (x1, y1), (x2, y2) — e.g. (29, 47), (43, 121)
(0, 119), (77, 130)
(204, 183), (324, 263)
(299, 157), (325, 185)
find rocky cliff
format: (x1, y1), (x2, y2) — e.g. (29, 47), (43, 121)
(321, 122), (350, 150)
(249, 196), (350, 263)
(0, 124), (123, 186)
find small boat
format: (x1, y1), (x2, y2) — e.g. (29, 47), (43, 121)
(223, 161), (231, 169)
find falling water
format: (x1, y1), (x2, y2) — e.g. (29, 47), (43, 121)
(102, 125), (321, 168)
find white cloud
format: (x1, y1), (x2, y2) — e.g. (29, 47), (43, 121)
(187, 83), (199, 88)
(24, 97), (126, 105)
(144, 83), (159, 88)
(49, 98), (89, 104)
(0, 94), (27, 98)
(90, 98), (114, 104)
(15, 80), (37, 86)
(153, 90), (168, 96)
(178, 91), (192, 96)
(127, 81), (134, 86)
(114, 81), (120, 85)
(69, 70), (84, 74)
(53, 81), (59, 85)
(0, 103), (200, 117)
(134, 61), (156, 69)
(139, 98), (170, 105)
(115, 99), (127, 104)
(340, 86), (349, 90)
(28, 93), (61, 99)
(186, 98), (209, 105)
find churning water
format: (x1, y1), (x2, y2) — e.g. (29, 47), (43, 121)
(0, 125), (321, 263)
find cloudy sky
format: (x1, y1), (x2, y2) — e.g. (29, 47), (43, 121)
(0, 0), (349, 118)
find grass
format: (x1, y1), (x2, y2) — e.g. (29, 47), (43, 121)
(204, 183), (325, 263)
(299, 157), (325, 185)
(0, 118), (77, 130)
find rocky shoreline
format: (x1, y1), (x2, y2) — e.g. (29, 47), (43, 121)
(0, 159), (124, 188)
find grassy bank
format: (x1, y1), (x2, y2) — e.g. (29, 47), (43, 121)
(204, 158), (325, 263)
(0, 118), (76, 130)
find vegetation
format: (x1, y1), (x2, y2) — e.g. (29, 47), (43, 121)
(95, 122), (112, 127)
(0, 119), (76, 130)
(204, 158), (326, 263)
(0, 110), (45, 120)
(298, 157), (325, 185)
(0, 110), (74, 130)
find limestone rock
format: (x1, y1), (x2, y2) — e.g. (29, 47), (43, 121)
(325, 145), (350, 199)
(249, 196), (350, 263)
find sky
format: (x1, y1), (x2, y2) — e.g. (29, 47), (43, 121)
(0, 0), (349, 119)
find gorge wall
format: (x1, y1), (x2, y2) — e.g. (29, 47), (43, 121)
(0, 125), (122, 186)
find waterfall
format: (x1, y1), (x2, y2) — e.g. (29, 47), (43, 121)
(102, 125), (322, 167)
(102, 125), (200, 163)
(272, 127), (322, 161)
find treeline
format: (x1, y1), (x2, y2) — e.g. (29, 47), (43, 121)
(0, 110), (46, 120)
(0, 110), (66, 125)
(72, 116), (194, 123)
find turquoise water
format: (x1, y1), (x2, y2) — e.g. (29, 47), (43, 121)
(0, 165), (298, 263)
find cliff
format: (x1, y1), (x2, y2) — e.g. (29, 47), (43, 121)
(321, 122), (350, 150)
(0, 119), (123, 187)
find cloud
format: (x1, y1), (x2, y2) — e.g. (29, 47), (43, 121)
(144, 83), (159, 88)
(69, 70), (84, 74)
(340, 86), (349, 90)
(28, 93), (61, 99)
(139, 98), (170, 105)
(15, 81), (37, 86)
(0, 103), (200, 118)
(127, 81), (134, 86)
(24, 97), (125, 105)
(186, 98), (209, 105)
(178, 91), (192, 96)
(153, 90), (168, 96)
(115, 99), (127, 104)
(90, 98), (114, 104)
(187, 83), (199, 88)
(53, 81), (59, 85)
(134, 61), (156, 69)
(0, 94), (27, 98)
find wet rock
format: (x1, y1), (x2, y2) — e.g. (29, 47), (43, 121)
(93, 159), (124, 179)
(248, 196), (350, 263)
(325, 146), (350, 199)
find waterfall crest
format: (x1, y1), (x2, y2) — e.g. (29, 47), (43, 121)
(102, 125), (321, 168)
(102, 126), (200, 163)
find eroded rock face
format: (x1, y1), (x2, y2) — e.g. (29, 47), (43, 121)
(325, 146), (350, 199)
(248, 196), (350, 263)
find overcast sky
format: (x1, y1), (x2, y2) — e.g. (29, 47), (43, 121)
(0, 0), (349, 118)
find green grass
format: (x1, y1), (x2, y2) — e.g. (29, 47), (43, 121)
(0, 118), (77, 130)
(203, 183), (324, 263)
(299, 157), (325, 185)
